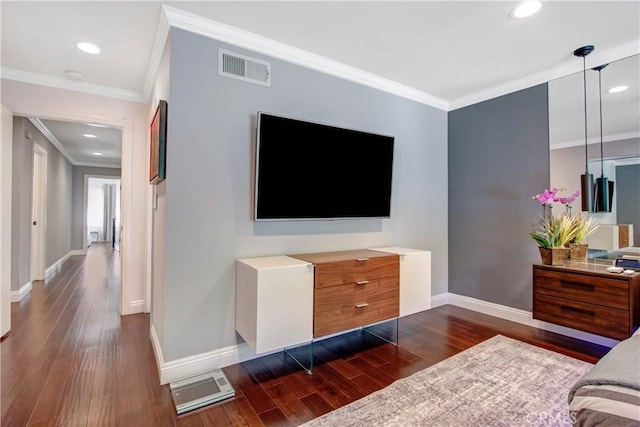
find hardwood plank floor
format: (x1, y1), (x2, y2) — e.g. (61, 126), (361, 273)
(1, 244), (612, 426)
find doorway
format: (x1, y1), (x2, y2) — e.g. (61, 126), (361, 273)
(30, 144), (47, 281)
(6, 103), (138, 316)
(85, 176), (121, 252)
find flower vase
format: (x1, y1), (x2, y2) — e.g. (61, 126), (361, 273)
(569, 243), (588, 261)
(538, 247), (569, 265)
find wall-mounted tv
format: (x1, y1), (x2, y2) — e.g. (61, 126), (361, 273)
(254, 112), (395, 221)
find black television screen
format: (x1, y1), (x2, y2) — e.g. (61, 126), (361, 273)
(255, 112), (395, 221)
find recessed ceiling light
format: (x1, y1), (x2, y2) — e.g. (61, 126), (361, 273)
(92, 152), (104, 156)
(83, 133), (97, 138)
(76, 42), (100, 54)
(511, 1), (542, 18)
(64, 70), (85, 82)
(608, 85), (628, 93)
(86, 123), (108, 128)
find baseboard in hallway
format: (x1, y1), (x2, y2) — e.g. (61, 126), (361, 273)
(10, 281), (32, 302)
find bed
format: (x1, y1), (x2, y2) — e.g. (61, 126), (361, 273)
(568, 329), (640, 426)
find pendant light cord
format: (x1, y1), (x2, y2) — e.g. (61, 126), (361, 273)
(598, 68), (604, 177)
(582, 55), (589, 175)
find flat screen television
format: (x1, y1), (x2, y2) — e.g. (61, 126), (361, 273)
(254, 112), (395, 221)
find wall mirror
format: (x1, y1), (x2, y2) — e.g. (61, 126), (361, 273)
(549, 53), (639, 259)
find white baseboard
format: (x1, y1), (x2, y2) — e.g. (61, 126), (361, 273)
(430, 292), (449, 308)
(44, 250), (84, 278)
(128, 300), (145, 314)
(150, 324), (261, 385)
(10, 281), (32, 302)
(149, 291), (618, 386)
(439, 292), (620, 348)
(150, 325), (165, 381)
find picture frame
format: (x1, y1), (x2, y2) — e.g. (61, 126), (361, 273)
(150, 100), (168, 184)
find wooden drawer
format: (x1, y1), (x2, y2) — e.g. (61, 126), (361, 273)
(533, 293), (630, 340)
(314, 256), (399, 288)
(314, 277), (399, 337)
(534, 268), (630, 310)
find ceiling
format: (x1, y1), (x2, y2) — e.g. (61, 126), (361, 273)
(2, 1), (639, 162)
(37, 119), (122, 168)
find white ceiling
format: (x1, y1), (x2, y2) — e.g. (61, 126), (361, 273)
(37, 119), (122, 168)
(2, 1), (639, 161)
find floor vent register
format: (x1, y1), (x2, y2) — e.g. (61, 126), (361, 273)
(170, 370), (235, 415)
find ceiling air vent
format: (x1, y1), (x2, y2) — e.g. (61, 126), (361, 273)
(219, 49), (271, 87)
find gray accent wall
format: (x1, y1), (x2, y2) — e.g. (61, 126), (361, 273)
(156, 28), (448, 362)
(71, 166), (121, 250)
(448, 84), (550, 311)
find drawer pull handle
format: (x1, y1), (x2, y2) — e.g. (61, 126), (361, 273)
(561, 305), (595, 317)
(356, 258), (369, 262)
(561, 281), (595, 291)
(355, 280), (369, 285)
(355, 303), (369, 308)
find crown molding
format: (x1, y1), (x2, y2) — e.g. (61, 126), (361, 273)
(450, 39), (640, 111)
(160, 5), (450, 111)
(1, 68), (146, 103)
(28, 117), (76, 164)
(142, 4), (172, 102)
(550, 131), (640, 150)
(73, 161), (122, 169)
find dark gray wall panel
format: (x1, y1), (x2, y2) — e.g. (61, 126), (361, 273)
(448, 84), (550, 311)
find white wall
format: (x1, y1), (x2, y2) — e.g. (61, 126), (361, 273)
(1, 79), (149, 315)
(149, 37), (171, 354)
(1, 104), (13, 336)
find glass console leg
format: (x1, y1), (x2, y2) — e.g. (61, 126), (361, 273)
(284, 341), (314, 375)
(362, 317), (399, 347)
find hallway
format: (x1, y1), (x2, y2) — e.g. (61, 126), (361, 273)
(1, 243), (172, 425)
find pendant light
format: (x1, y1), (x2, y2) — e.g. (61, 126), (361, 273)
(592, 64), (614, 212)
(573, 45), (595, 212)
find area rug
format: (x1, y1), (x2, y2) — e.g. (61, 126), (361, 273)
(301, 335), (594, 427)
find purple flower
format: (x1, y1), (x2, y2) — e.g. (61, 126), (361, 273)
(555, 190), (580, 205)
(532, 188), (558, 205)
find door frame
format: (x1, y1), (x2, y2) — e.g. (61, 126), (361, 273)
(1, 104), (14, 337)
(30, 144), (47, 281)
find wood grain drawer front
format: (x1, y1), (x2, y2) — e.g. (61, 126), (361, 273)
(534, 268), (630, 310)
(314, 256), (399, 289)
(534, 293), (629, 340)
(313, 277), (399, 338)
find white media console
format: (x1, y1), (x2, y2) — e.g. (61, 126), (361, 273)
(235, 247), (431, 356)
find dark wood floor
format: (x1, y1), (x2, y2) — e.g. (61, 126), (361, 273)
(1, 244), (612, 426)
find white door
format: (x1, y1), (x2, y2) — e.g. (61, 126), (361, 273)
(1, 104), (13, 337)
(30, 145), (47, 281)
